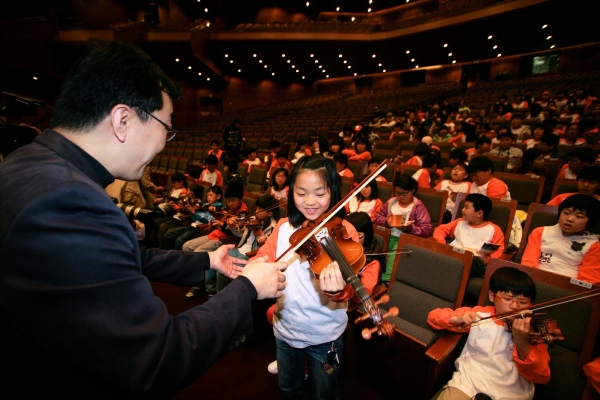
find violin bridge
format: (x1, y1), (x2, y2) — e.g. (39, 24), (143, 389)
(315, 227), (330, 242)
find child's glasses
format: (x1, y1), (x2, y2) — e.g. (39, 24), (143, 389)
(494, 294), (530, 308)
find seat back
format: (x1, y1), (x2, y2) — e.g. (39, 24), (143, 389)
(177, 157), (189, 173)
(513, 203), (558, 263)
(347, 161), (365, 182)
(384, 235), (473, 347)
(340, 176), (353, 198)
(372, 224), (391, 253)
(373, 149), (397, 161)
(544, 158), (563, 179)
(374, 140), (397, 150)
(495, 171), (545, 212)
(248, 164), (268, 188)
(416, 187), (448, 229)
(242, 191), (258, 214)
(453, 192), (517, 248)
(481, 259), (600, 400)
(486, 155), (509, 173)
(377, 181), (393, 203)
(379, 163), (396, 183)
(400, 164), (420, 177)
(551, 178), (578, 199)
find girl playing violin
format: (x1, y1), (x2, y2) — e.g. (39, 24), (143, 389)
(270, 167), (289, 201)
(251, 155), (360, 399)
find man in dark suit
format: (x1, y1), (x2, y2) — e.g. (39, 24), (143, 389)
(0, 39), (286, 397)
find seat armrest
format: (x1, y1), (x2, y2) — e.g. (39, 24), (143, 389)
(425, 332), (464, 363)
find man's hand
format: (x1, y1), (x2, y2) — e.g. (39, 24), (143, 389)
(318, 261), (346, 293)
(208, 245), (247, 279)
(241, 256), (287, 299)
(449, 311), (480, 328)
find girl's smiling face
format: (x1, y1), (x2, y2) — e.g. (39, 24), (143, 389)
(293, 171), (331, 221)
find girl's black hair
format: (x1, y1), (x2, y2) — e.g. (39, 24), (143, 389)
(413, 143), (431, 157)
(317, 135), (330, 155)
(287, 156), (345, 227)
(559, 193), (600, 229)
(357, 177), (379, 201)
(354, 137), (372, 154)
(489, 267), (536, 302)
(270, 167), (289, 190)
(393, 174), (418, 194)
(345, 211), (374, 249)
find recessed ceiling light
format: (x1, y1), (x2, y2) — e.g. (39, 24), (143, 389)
(343, 60), (347, 64)
(546, 36), (552, 40)
(406, 50), (410, 54)
(452, 60), (456, 64)
(306, 2), (310, 6)
(383, 69), (386, 72)
(326, 75), (329, 78)
(411, 58), (415, 62)
(368, 8), (371, 12)
(351, 17), (355, 21)
(415, 65), (419, 68)
(354, 73), (357, 76)
(272, 72), (275, 76)
(348, 66), (351, 69)
(448, 53), (452, 56)
(207, 77), (210, 81)
(372, 54), (376, 58)
(33, 76), (38, 80)
(175, 58), (179, 62)
(230, 60), (233, 63)
(237, 69), (241, 72)
(542, 24), (548, 29)
(296, 69), (299, 72)
(310, 54), (314, 57)
(282, 54), (285, 57)
(336, 7), (340, 11)
(204, 8), (208, 12)
(253, 54), (257, 57)
(550, 45), (555, 49)
(339, 54), (343, 57)
(198, 72), (202, 75)
(302, 76), (305, 79)
(488, 35), (493, 40)
(224, 54), (228, 57)
(318, 65), (322, 68)
(378, 63), (382, 66)
(497, 53), (502, 57)
(493, 45), (498, 49)
(259, 60), (262, 63)
(264, 65), (268, 68)
(188, 66), (192, 69)
(287, 60), (291, 63)
(292, 65), (295, 68)
(315, 60), (319, 63)
(443, 44), (448, 47)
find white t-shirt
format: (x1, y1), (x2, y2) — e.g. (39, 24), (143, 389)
(389, 200), (414, 237)
(436, 180), (471, 212)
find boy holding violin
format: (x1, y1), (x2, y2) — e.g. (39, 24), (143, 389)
(216, 194), (279, 292)
(428, 267), (550, 400)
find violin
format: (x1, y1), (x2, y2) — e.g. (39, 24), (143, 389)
(276, 159), (399, 340)
(505, 312), (564, 347)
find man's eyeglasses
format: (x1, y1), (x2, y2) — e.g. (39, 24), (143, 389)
(494, 294), (530, 308)
(138, 108), (178, 141)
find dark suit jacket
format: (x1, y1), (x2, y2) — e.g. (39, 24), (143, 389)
(0, 130), (256, 397)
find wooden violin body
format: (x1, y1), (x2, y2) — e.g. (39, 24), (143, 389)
(505, 313), (565, 347)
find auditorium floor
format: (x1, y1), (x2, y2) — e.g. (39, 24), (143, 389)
(152, 282), (419, 400)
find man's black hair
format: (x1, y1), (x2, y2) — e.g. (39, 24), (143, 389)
(568, 147), (598, 164)
(498, 131), (515, 141)
(475, 136), (492, 148)
(50, 39), (181, 131)
(465, 193), (492, 219)
(333, 153), (349, 168)
(489, 267), (536, 302)
(422, 153), (438, 168)
(540, 133), (559, 148)
(559, 193), (600, 229)
(467, 156), (494, 174)
(577, 165), (600, 183)
(449, 148), (468, 162)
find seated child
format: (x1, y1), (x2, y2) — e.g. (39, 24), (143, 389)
(428, 267), (550, 400)
(268, 150), (291, 179)
(522, 123), (548, 149)
(559, 123), (587, 146)
(557, 147), (597, 179)
(547, 165), (600, 205)
(448, 148), (468, 167)
(345, 178), (382, 221)
(291, 138), (312, 165)
(368, 156), (388, 182)
(488, 131), (523, 171)
(242, 147), (262, 174)
(207, 139), (224, 161)
(433, 124), (453, 142)
(164, 185), (223, 252)
(433, 194), (504, 277)
(334, 153), (355, 180)
(404, 142), (431, 166)
(342, 137), (372, 162)
(522, 194), (600, 284)
(182, 183), (248, 253)
(412, 153), (439, 189)
(155, 172), (188, 215)
(466, 136), (492, 161)
(223, 157), (243, 187)
(467, 156), (511, 200)
(200, 155), (223, 186)
(513, 148), (555, 204)
(329, 137), (345, 159)
(270, 167), (289, 201)
(374, 174), (432, 283)
(268, 140), (282, 164)
(216, 194), (279, 292)
(435, 162), (471, 223)
(538, 133), (566, 160)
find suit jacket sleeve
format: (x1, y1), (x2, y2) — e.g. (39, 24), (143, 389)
(1, 182), (255, 394)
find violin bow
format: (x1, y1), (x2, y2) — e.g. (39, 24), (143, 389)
(468, 286), (600, 328)
(275, 158), (391, 263)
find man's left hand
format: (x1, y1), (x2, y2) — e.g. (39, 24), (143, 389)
(208, 245), (247, 279)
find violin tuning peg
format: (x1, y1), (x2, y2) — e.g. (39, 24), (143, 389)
(386, 306), (399, 317)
